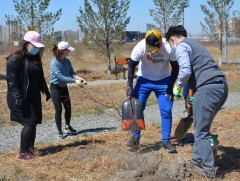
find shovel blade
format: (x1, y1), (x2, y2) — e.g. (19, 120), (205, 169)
(174, 116), (193, 141)
(121, 98), (145, 130)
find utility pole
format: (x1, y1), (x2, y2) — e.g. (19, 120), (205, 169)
(223, 1), (228, 64)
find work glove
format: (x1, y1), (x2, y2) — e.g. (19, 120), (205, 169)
(165, 84), (173, 99)
(173, 85), (182, 98)
(45, 90), (51, 101)
(15, 98), (23, 109)
(75, 78), (86, 88)
(185, 95), (194, 115)
(187, 95), (194, 104)
(126, 86), (134, 98)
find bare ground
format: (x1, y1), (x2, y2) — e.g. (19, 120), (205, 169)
(0, 46), (239, 180)
(0, 108), (239, 181)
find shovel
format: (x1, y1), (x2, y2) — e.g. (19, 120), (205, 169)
(174, 89), (193, 141)
(121, 98), (145, 130)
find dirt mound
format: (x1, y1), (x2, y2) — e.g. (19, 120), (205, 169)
(104, 150), (191, 181)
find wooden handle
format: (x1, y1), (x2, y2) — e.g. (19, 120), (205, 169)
(187, 89), (193, 110)
(188, 88), (193, 96)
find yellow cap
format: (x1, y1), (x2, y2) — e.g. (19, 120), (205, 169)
(145, 29), (162, 53)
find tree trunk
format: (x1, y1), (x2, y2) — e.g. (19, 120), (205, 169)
(105, 35), (112, 74)
(106, 49), (111, 74)
(107, 58), (111, 74)
(30, 0), (35, 30)
(219, 45), (222, 67)
(224, 39), (228, 64)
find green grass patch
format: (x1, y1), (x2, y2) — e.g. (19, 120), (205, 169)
(35, 141), (46, 146)
(93, 106), (105, 115)
(9, 121), (18, 126)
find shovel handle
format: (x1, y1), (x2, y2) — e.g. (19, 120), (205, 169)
(187, 89), (193, 110)
(188, 89), (193, 96)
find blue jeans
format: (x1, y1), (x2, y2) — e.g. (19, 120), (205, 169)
(192, 82), (228, 175)
(182, 83), (189, 100)
(182, 83), (189, 109)
(131, 76), (173, 142)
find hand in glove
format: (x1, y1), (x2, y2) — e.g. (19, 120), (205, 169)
(186, 96), (193, 115)
(45, 90), (51, 101)
(173, 85), (182, 98)
(75, 78), (86, 88)
(165, 84), (173, 99)
(126, 87), (134, 98)
(15, 98), (23, 109)
(188, 95), (194, 104)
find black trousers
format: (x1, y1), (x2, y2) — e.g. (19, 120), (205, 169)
(20, 124), (37, 153)
(50, 84), (71, 132)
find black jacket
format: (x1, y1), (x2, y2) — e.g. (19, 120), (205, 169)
(6, 53), (50, 102)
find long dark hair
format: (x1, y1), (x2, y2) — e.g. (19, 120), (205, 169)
(52, 44), (65, 61)
(6, 40), (44, 66)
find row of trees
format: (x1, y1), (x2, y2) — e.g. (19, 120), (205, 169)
(149, 0), (189, 35)
(6, 0), (62, 46)
(77, 0), (130, 74)
(201, 0), (234, 65)
(5, 0), (240, 70)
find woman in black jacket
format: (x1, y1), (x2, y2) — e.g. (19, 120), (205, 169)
(6, 31), (51, 160)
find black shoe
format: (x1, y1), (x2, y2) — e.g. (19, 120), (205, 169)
(162, 141), (176, 153)
(57, 131), (67, 139)
(64, 125), (77, 135)
(126, 136), (140, 148)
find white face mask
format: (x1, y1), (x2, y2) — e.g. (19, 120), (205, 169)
(172, 44), (177, 50)
(170, 38), (177, 50)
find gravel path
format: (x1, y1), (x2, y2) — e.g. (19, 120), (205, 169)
(0, 92), (240, 153)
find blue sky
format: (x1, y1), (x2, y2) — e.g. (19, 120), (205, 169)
(0, 0), (240, 34)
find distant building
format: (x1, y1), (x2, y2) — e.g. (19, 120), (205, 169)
(146, 24), (155, 31)
(124, 31), (145, 42)
(0, 20), (24, 45)
(53, 30), (83, 42)
(214, 18), (240, 38)
(54, 31), (62, 42)
(0, 25), (4, 44)
(228, 18), (240, 37)
(63, 30), (78, 42)
(77, 30), (84, 41)
(6, 20), (18, 44)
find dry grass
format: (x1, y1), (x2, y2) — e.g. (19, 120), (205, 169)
(1, 41), (240, 81)
(0, 82), (128, 125)
(0, 133), (130, 181)
(201, 41), (240, 63)
(0, 43), (239, 180)
(0, 108), (239, 181)
(0, 42), (240, 124)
